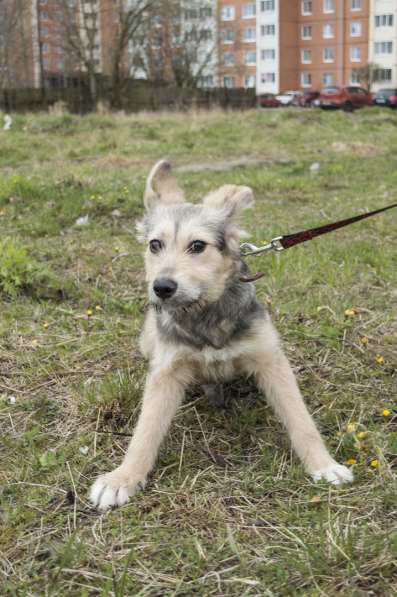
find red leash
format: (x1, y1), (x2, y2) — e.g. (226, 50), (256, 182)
(241, 202), (397, 257)
(239, 202), (397, 282)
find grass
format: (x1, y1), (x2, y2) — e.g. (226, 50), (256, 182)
(0, 107), (396, 596)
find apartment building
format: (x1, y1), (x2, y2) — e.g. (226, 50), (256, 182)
(257, 0), (370, 95)
(218, 1), (257, 88)
(369, 0), (397, 89)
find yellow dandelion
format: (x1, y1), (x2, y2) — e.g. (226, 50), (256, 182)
(357, 431), (367, 440)
(360, 336), (369, 345)
(345, 458), (357, 466)
(86, 309), (93, 317)
(309, 495), (322, 504)
(0, 209), (5, 216)
(31, 339), (39, 348)
(375, 355), (385, 365)
(370, 459), (379, 468)
(382, 409), (391, 417)
(43, 321), (49, 329)
(344, 308), (356, 317)
(347, 423), (356, 433)
(95, 305), (102, 312)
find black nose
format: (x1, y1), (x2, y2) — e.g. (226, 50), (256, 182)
(153, 278), (178, 299)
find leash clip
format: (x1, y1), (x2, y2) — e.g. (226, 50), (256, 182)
(240, 236), (284, 257)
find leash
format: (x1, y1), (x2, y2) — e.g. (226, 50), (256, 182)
(239, 202), (397, 282)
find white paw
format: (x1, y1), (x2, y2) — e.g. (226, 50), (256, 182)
(311, 463), (354, 485)
(89, 467), (146, 511)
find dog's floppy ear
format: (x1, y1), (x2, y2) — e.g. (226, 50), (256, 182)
(144, 160), (185, 211)
(202, 185), (254, 218)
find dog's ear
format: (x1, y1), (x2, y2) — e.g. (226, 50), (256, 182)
(202, 185), (254, 218)
(144, 160), (185, 211)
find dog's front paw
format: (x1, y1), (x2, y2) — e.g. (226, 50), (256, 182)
(311, 462), (354, 485)
(90, 467), (146, 511)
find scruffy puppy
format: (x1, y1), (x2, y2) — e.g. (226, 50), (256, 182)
(90, 161), (353, 511)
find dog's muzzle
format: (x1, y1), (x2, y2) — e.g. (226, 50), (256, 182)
(153, 278), (178, 300)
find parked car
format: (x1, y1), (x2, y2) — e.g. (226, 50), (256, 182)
(258, 93), (281, 108)
(373, 88), (397, 108)
(292, 91), (320, 107)
(276, 90), (303, 106)
(319, 86), (373, 111)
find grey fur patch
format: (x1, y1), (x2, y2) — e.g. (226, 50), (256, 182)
(156, 268), (264, 350)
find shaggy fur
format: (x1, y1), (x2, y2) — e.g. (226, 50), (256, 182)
(90, 160), (353, 511)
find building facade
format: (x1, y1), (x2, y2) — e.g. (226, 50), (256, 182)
(218, 0), (257, 88)
(369, 0), (397, 89)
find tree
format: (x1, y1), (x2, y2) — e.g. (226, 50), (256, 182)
(0, 0), (31, 91)
(352, 63), (381, 91)
(106, 0), (156, 109)
(50, 0), (104, 107)
(134, 0), (217, 89)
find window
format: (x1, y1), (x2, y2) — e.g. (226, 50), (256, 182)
(261, 72), (275, 83)
(261, 0), (275, 11)
(374, 41), (393, 54)
(323, 72), (333, 85)
(242, 3), (256, 18)
(244, 74), (256, 88)
(373, 68), (392, 82)
(351, 0), (361, 10)
(301, 49), (312, 63)
(302, 1), (312, 15)
(199, 7), (212, 18)
(243, 27), (256, 42)
(223, 76), (235, 88)
(222, 29), (235, 44)
(301, 72), (312, 87)
(42, 57), (49, 69)
(261, 48), (275, 60)
(199, 75), (214, 87)
(375, 15), (393, 27)
(40, 11), (48, 20)
(245, 51), (256, 65)
(350, 21), (362, 36)
(324, 0), (334, 13)
(350, 47), (361, 62)
(223, 52), (235, 66)
(302, 25), (312, 39)
(323, 23), (334, 38)
(350, 71), (360, 83)
(261, 24), (275, 35)
(221, 6), (235, 21)
(323, 48), (334, 62)
(40, 27), (49, 37)
(42, 43), (49, 53)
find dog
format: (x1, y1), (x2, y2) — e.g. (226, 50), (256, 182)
(90, 160), (353, 511)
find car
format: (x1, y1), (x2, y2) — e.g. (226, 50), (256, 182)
(373, 88), (397, 108)
(275, 90), (303, 106)
(319, 86), (373, 111)
(292, 91), (320, 107)
(258, 93), (281, 108)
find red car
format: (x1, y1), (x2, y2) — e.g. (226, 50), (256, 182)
(258, 93), (281, 108)
(319, 86), (373, 111)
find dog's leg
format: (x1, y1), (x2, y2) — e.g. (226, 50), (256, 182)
(246, 345), (353, 485)
(90, 366), (189, 510)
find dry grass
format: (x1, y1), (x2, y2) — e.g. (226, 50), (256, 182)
(0, 107), (396, 596)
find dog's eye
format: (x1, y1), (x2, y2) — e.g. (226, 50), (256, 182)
(188, 240), (207, 254)
(149, 239), (162, 254)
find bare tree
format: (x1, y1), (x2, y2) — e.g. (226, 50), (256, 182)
(50, 0), (103, 107)
(107, 0), (155, 108)
(352, 63), (382, 91)
(135, 0), (217, 89)
(0, 0), (31, 91)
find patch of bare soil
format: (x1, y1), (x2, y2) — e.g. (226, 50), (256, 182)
(330, 142), (379, 156)
(176, 156), (291, 173)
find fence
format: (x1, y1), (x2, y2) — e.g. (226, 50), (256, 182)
(0, 83), (257, 114)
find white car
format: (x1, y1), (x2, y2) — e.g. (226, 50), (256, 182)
(275, 90), (303, 106)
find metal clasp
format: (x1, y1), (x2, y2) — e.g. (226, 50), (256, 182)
(240, 236), (284, 257)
